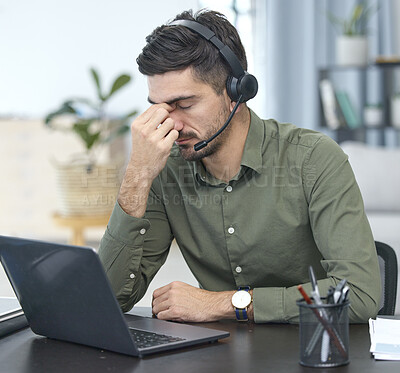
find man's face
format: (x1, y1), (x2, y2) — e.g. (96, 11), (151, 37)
(147, 67), (231, 162)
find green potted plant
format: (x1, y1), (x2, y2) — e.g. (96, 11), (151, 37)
(45, 67), (137, 217)
(327, 2), (377, 66)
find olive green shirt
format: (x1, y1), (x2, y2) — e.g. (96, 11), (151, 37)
(98, 109), (381, 323)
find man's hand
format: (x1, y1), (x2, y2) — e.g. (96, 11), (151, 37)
(118, 103), (179, 217)
(152, 281), (240, 322)
(129, 103), (179, 181)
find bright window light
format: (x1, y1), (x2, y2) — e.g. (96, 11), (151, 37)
(197, 0), (254, 72)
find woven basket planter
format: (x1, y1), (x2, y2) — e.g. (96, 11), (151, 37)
(54, 162), (121, 217)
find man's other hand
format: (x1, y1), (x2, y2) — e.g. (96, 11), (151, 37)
(152, 281), (237, 322)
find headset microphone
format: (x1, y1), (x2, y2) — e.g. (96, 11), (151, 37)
(194, 96), (242, 151)
(169, 19), (258, 152)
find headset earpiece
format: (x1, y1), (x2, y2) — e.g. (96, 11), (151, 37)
(226, 73), (258, 103)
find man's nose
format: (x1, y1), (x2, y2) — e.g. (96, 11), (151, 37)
(169, 112), (184, 131)
(174, 121), (184, 132)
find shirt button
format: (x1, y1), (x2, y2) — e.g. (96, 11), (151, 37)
(235, 266), (242, 273)
(226, 185), (233, 192)
(129, 273), (135, 279)
(139, 228), (146, 235)
(228, 227), (235, 234)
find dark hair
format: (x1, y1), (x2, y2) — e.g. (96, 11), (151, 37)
(136, 9), (248, 95)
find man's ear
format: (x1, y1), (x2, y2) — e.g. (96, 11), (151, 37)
(230, 100), (244, 113)
(223, 88), (244, 113)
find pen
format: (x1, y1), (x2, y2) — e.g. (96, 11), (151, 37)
(338, 286), (349, 304)
(309, 266), (320, 298)
(297, 284), (313, 305)
(308, 268), (330, 324)
(321, 328), (330, 362)
(333, 279), (347, 303)
(309, 266), (331, 362)
(318, 289), (330, 363)
(297, 285), (348, 358)
(326, 286), (335, 304)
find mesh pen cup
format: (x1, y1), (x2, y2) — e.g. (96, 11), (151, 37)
(297, 299), (350, 368)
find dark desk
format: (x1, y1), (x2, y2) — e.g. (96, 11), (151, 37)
(0, 308), (397, 373)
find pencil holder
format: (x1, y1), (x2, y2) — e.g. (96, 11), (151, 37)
(297, 298), (350, 368)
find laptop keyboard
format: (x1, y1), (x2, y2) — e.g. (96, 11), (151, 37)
(129, 328), (186, 349)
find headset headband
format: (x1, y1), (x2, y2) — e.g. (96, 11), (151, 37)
(169, 18), (258, 104)
(169, 20), (245, 79)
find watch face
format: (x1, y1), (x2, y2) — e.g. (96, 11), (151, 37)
(232, 290), (252, 308)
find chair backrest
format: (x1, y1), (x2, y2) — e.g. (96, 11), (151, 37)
(376, 241), (398, 315)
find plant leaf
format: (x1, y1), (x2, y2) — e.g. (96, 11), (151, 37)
(326, 2), (378, 36)
(72, 120), (101, 150)
(90, 67), (105, 101)
(351, 4), (363, 24)
(123, 109), (138, 118)
(45, 100), (76, 125)
(326, 11), (343, 27)
(106, 74), (131, 100)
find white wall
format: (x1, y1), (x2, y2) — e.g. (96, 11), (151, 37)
(0, 0), (201, 300)
(0, 1), (200, 241)
(0, 0), (198, 118)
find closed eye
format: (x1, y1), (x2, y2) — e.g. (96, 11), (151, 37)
(177, 104), (192, 110)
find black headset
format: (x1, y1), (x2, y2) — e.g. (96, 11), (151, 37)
(169, 19), (258, 103)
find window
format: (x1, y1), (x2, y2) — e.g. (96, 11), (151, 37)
(198, 0), (254, 72)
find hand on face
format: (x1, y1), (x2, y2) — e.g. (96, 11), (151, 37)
(129, 103), (179, 182)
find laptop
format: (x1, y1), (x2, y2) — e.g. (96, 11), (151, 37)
(0, 297), (23, 321)
(0, 296), (28, 338)
(0, 235), (229, 357)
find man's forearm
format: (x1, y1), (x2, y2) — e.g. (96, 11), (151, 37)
(117, 103), (179, 218)
(151, 282), (254, 322)
(195, 289), (254, 321)
(117, 163), (153, 218)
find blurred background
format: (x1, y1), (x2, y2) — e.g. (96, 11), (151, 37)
(1, 0), (400, 306)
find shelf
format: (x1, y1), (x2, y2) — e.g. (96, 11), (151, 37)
(323, 126), (400, 132)
(319, 62), (400, 72)
(318, 63), (400, 147)
(320, 126), (400, 147)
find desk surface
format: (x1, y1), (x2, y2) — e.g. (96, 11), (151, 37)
(0, 308), (397, 373)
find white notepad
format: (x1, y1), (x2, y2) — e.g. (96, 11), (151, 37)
(369, 317), (400, 360)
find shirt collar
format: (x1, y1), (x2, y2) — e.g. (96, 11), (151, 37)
(240, 108), (264, 174)
(193, 108), (264, 185)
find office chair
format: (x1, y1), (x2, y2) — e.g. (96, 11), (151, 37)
(376, 241), (398, 315)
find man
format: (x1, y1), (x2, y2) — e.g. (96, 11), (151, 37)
(98, 9), (381, 323)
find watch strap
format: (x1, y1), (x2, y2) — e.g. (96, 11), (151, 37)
(235, 307), (248, 321)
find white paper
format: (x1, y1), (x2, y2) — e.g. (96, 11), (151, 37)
(369, 317), (400, 360)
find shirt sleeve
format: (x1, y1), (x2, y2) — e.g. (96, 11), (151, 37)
(252, 136), (381, 324)
(98, 180), (174, 312)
